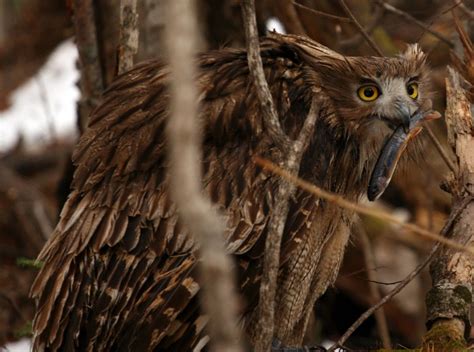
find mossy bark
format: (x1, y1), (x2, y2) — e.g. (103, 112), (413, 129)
(423, 69), (474, 351)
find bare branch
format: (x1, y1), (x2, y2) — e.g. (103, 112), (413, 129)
(332, 245), (438, 351)
(118, 0), (139, 74)
(72, 0), (104, 131)
(339, 4), (384, 49)
(273, 1), (307, 35)
(338, 0), (384, 56)
(329, 194), (471, 351)
(254, 157), (474, 255)
(292, 1), (351, 23)
(241, 0), (291, 150)
(354, 221), (391, 350)
(164, 1), (242, 351)
(425, 125), (457, 173)
(376, 0), (454, 48)
(0, 163), (54, 256)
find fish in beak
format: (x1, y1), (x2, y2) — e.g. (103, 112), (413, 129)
(367, 108), (441, 201)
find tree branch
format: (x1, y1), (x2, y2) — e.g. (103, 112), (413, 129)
(254, 157), (474, 256)
(241, 0), (291, 151)
(273, 0), (307, 35)
(292, 1), (351, 23)
(72, 0), (104, 131)
(376, 0), (454, 48)
(355, 221), (391, 350)
(118, 0), (139, 74)
(0, 163), (54, 256)
(423, 67), (474, 349)
(338, 0), (384, 56)
(164, 1), (242, 351)
(329, 194), (471, 351)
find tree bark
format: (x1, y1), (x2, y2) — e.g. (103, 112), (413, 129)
(424, 68), (474, 350)
(118, 0), (139, 74)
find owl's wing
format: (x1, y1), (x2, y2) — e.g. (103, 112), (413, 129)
(31, 37), (317, 351)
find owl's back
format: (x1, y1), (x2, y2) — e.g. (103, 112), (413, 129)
(30, 35), (330, 351)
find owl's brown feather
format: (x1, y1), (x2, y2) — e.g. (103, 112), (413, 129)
(31, 33), (429, 351)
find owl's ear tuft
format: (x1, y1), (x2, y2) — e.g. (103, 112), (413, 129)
(400, 43), (426, 65)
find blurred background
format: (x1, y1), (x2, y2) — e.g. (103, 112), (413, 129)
(0, 0), (472, 350)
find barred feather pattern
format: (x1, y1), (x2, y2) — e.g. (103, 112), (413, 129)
(30, 33), (429, 351)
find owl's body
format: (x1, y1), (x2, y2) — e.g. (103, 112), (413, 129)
(31, 33), (429, 351)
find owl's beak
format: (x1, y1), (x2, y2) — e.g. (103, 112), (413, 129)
(381, 103), (412, 133)
(368, 108), (441, 201)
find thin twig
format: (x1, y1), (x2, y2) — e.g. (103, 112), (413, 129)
(332, 244), (439, 351)
(274, 1), (307, 35)
(118, 0), (139, 74)
(376, 0), (454, 48)
(164, 1), (242, 351)
(339, 4), (384, 49)
(459, 3), (474, 20)
(0, 163), (53, 255)
(254, 157), (474, 255)
(35, 74), (56, 142)
(355, 221), (391, 350)
(329, 195), (471, 351)
(338, 0), (384, 56)
(292, 1), (351, 23)
(441, 1), (464, 16)
(0, 292), (28, 323)
(425, 125), (457, 173)
(241, 0), (291, 151)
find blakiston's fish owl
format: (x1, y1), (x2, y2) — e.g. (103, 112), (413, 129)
(31, 33), (431, 351)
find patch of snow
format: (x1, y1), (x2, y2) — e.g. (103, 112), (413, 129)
(321, 340), (344, 351)
(266, 17), (286, 34)
(1, 338), (31, 352)
(0, 40), (80, 153)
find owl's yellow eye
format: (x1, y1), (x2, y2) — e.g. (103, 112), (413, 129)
(357, 85), (380, 102)
(407, 82), (419, 99)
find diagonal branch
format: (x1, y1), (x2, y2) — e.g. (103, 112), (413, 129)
(292, 1), (351, 23)
(241, 0), (291, 151)
(330, 195), (472, 351)
(255, 158), (474, 255)
(164, 1), (242, 351)
(253, 157), (473, 350)
(425, 125), (457, 173)
(338, 0), (384, 56)
(376, 0), (454, 48)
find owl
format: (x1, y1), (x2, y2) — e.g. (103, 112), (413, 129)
(31, 33), (431, 351)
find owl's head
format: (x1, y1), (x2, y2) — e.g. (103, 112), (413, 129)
(278, 34), (435, 200)
(283, 33), (431, 131)
(315, 44), (431, 137)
